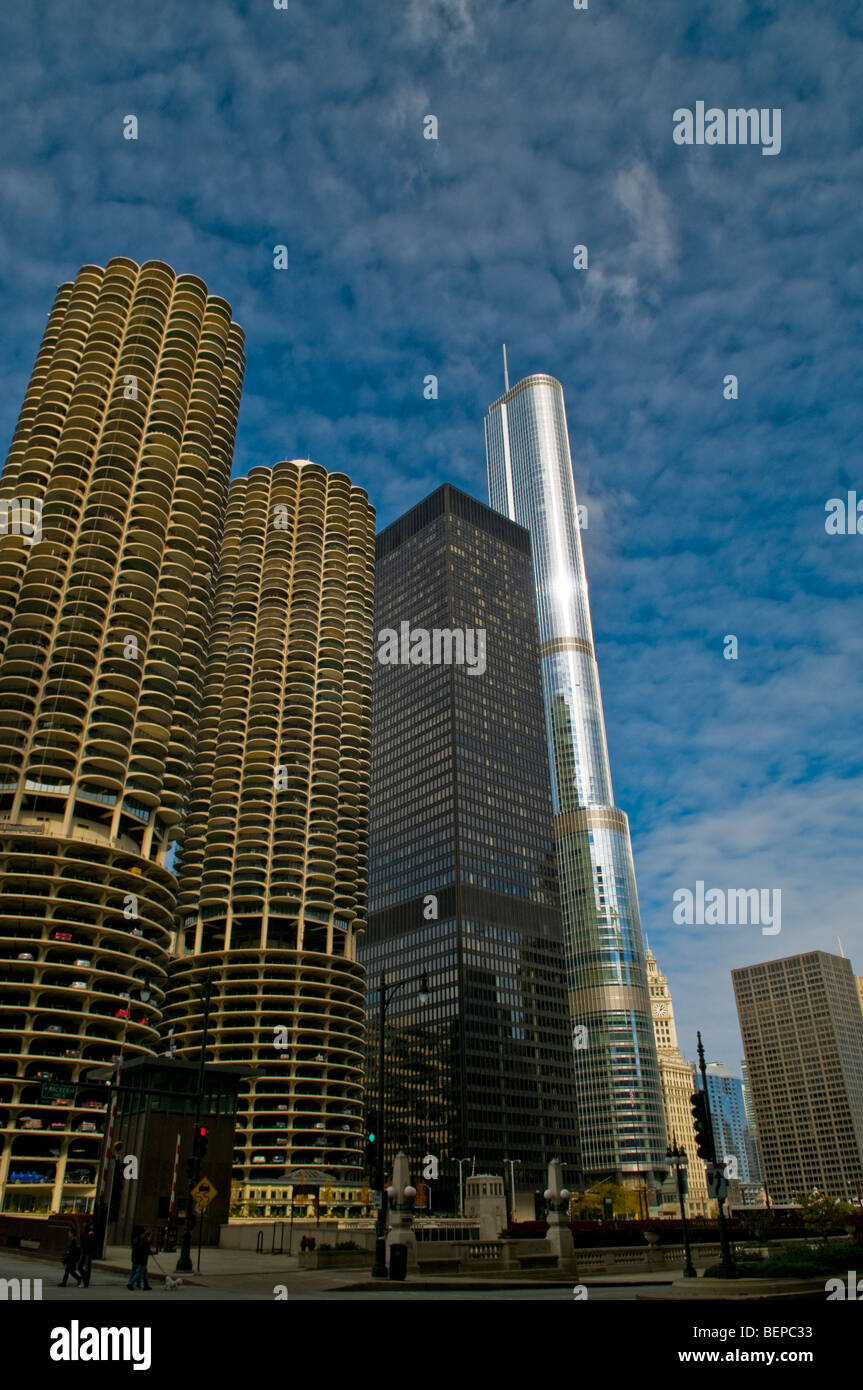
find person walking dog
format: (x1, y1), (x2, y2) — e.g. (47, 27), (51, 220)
(127, 1226), (153, 1290)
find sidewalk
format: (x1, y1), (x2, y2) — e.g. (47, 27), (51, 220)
(100, 1244), (302, 1282)
(98, 1245), (677, 1293)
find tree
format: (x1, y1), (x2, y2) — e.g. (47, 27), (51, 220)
(796, 1190), (853, 1241)
(570, 1180), (639, 1220)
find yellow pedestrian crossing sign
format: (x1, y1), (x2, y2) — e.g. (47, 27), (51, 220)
(191, 1176), (218, 1207)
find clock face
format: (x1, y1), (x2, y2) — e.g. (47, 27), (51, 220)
(654, 1002), (669, 1017)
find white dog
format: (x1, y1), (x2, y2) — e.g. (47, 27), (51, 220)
(164, 1276), (184, 1291)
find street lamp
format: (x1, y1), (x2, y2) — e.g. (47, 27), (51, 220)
(666, 1141), (697, 1279)
(504, 1158), (522, 1225)
(371, 969), (430, 1279)
(455, 1158), (473, 1219)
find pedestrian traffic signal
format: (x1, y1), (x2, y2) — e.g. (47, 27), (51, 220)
(193, 1124), (209, 1161)
(690, 1090), (715, 1163)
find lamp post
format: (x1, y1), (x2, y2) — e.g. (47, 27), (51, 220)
(371, 969), (429, 1280)
(176, 970), (214, 1273)
(503, 1158), (522, 1225)
(667, 1142), (697, 1278)
(455, 1158), (472, 1219)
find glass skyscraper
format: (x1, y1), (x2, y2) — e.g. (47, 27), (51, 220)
(363, 484), (579, 1208)
(699, 1061), (763, 1192)
(486, 373), (666, 1185)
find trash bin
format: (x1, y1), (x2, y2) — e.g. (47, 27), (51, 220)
(388, 1243), (408, 1281)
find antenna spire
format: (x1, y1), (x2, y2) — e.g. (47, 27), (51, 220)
(502, 344), (510, 393)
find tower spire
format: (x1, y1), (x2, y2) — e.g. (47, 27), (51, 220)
(502, 343), (509, 393)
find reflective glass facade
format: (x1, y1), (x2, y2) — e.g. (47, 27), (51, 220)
(364, 485), (579, 1206)
(486, 375), (666, 1182)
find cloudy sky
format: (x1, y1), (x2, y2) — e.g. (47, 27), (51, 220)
(1, 0), (861, 1067)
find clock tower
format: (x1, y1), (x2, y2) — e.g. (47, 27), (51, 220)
(645, 945), (711, 1216)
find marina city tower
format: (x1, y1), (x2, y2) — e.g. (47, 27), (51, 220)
(0, 259), (244, 1212)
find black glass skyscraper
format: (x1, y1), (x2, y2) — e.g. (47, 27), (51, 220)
(362, 484), (579, 1209)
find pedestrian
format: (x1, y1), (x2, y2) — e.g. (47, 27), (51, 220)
(58, 1232), (82, 1287)
(127, 1224), (146, 1290)
(78, 1224), (97, 1288)
(127, 1227), (153, 1290)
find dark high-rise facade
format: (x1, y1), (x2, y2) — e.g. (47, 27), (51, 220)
(363, 484), (579, 1208)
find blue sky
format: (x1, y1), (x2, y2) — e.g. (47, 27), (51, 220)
(1, 0), (861, 1068)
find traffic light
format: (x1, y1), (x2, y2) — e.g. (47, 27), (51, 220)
(192, 1124), (209, 1162)
(690, 1090), (716, 1163)
(186, 1158), (197, 1182)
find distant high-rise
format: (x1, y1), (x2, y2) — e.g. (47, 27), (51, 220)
(486, 373), (666, 1186)
(363, 484), (579, 1205)
(165, 461), (376, 1205)
(698, 1061), (763, 1197)
(739, 1058), (764, 1195)
(733, 951), (863, 1202)
(0, 259), (244, 1213)
(644, 946), (710, 1216)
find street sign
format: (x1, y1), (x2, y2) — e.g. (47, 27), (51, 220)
(706, 1168), (728, 1200)
(40, 1082), (76, 1102)
(190, 1176), (218, 1208)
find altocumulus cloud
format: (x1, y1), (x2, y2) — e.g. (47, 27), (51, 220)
(0, 0), (861, 1060)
